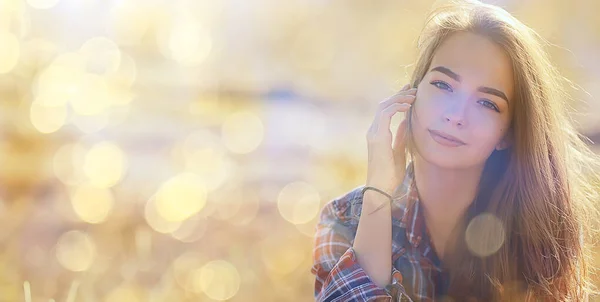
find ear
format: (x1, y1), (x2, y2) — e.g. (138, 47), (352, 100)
(495, 131), (513, 151)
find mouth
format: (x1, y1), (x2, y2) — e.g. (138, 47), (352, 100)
(428, 129), (466, 147)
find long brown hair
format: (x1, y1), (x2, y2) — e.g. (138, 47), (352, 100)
(404, 0), (600, 300)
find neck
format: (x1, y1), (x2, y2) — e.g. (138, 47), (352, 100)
(413, 153), (484, 259)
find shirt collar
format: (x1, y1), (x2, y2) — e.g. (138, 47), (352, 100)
(392, 162), (445, 271)
(404, 177), (427, 249)
(392, 161), (427, 249)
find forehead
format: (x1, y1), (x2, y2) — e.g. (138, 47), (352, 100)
(430, 32), (514, 100)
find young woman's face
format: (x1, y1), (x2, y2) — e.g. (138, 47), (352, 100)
(412, 32), (514, 169)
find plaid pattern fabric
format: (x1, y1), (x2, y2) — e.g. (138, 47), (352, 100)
(311, 162), (446, 301)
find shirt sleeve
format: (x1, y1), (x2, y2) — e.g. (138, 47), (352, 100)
(311, 190), (411, 302)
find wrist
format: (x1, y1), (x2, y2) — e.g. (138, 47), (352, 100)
(361, 187), (393, 214)
(364, 181), (396, 196)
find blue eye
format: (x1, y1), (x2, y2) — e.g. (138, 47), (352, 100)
(479, 99), (500, 112)
(431, 80), (452, 92)
(431, 80), (500, 113)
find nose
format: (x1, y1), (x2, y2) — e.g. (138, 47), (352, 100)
(442, 94), (468, 127)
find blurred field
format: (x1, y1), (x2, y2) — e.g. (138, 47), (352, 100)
(0, 0), (599, 301)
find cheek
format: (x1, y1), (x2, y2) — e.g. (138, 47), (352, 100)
(412, 91), (441, 123)
(469, 116), (507, 148)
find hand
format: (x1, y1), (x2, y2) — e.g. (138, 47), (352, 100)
(365, 84), (416, 195)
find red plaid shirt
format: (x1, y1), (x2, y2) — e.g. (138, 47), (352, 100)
(311, 162), (447, 301)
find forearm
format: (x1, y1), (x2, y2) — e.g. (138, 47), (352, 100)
(352, 189), (393, 289)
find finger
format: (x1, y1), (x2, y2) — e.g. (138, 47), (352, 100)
(375, 102), (412, 134)
(378, 89), (417, 110)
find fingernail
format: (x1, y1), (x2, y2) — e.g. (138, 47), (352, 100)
(402, 84), (410, 90)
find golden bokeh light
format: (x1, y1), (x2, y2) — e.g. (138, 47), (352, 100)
(133, 227), (152, 262)
(295, 215), (319, 238)
(83, 141), (126, 188)
(171, 252), (207, 292)
(183, 146), (233, 191)
(108, 0), (153, 46)
(107, 52), (137, 89)
(170, 215), (207, 243)
(22, 38), (58, 68)
(144, 196), (182, 234)
(0, 31), (20, 73)
(70, 184), (114, 224)
(465, 213), (506, 258)
(79, 36), (121, 76)
(0, 0), (22, 15)
(53, 143), (88, 186)
(210, 188), (244, 222)
(70, 73), (111, 116)
(277, 181), (321, 225)
(26, 0), (60, 10)
(154, 173), (207, 222)
(192, 260), (240, 301)
(177, 1), (224, 27)
(221, 111), (264, 154)
(29, 99), (67, 133)
(156, 15), (212, 65)
(108, 99), (132, 126)
(104, 285), (144, 302)
(50, 51), (83, 68)
(71, 111), (110, 134)
(260, 237), (307, 277)
(55, 230), (96, 272)
(106, 86), (135, 107)
(175, 130), (234, 192)
(33, 53), (84, 107)
(226, 189), (261, 226)
(188, 94), (224, 125)
(182, 129), (221, 150)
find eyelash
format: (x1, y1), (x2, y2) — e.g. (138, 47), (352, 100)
(430, 80), (500, 112)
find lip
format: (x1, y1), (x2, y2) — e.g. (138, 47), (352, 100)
(428, 129), (466, 147)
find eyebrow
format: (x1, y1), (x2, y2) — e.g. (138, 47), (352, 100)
(429, 66), (509, 103)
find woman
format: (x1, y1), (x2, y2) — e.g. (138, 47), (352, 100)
(311, 0), (600, 301)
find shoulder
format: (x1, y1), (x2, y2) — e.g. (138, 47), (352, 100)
(313, 185), (366, 272)
(322, 161), (415, 216)
(319, 185), (366, 226)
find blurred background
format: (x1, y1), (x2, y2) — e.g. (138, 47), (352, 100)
(0, 0), (599, 301)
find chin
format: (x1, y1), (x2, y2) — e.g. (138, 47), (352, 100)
(416, 147), (469, 169)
